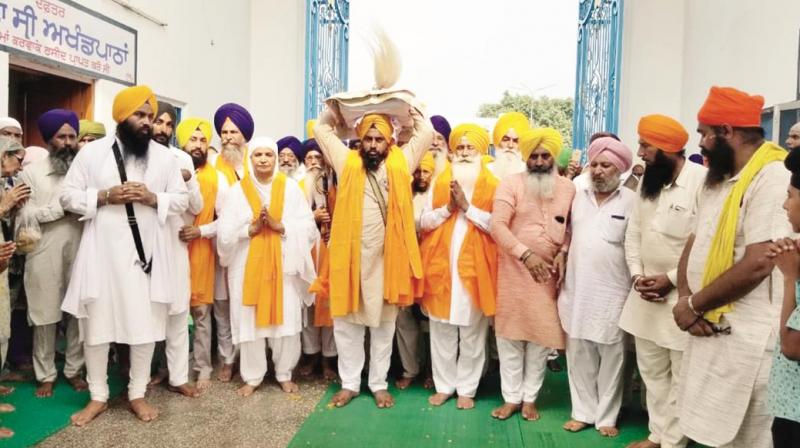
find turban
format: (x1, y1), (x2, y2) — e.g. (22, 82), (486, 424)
(588, 136), (633, 173)
(697, 86), (764, 128)
(637, 114), (688, 153)
(157, 101), (177, 123)
(112, 85), (158, 124)
(37, 109), (79, 142)
(419, 151), (435, 173)
(214, 103), (254, 141)
(688, 153), (704, 165)
(78, 120), (106, 141)
(248, 137), (277, 155)
(176, 117), (212, 149)
(0, 117), (21, 132)
(356, 114), (394, 142)
(430, 115), (451, 142)
(277, 136), (304, 161)
(519, 127), (562, 161)
(449, 124), (490, 155)
(303, 138), (320, 154)
(492, 111), (530, 148)
(556, 147), (573, 169)
(306, 119), (317, 139)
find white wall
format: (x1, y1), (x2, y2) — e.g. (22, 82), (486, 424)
(0, 52), (8, 117)
(619, 0), (800, 154)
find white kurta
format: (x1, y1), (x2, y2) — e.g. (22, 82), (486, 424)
(559, 184), (636, 344)
(60, 136), (188, 345)
(217, 176), (319, 345)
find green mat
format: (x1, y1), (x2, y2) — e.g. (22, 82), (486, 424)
(289, 368), (649, 448)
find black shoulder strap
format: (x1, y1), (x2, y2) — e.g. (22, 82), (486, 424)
(111, 141), (152, 274)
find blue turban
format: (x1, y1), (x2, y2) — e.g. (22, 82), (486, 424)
(430, 115), (451, 142)
(302, 138), (320, 154)
(37, 109), (79, 143)
(214, 103), (254, 141)
(276, 135), (304, 160)
(688, 153), (704, 165)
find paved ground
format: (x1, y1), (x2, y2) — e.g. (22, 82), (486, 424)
(38, 372), (330, 448)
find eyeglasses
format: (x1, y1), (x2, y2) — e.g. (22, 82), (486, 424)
(5, 152), (23, 163)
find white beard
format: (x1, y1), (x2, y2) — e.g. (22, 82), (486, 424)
(493, 149), (526, 180)
(525, 170), (556, 200)
(221, 145), (244, 167)
(451, 155), (481, 192)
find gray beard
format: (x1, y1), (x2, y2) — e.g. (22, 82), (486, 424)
(592, 176), (621, 193)
(49, 149), (75, 175)
(221, 145), (243, 167)
(525, 170), (555, 199)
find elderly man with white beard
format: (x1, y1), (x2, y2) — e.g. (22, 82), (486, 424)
(489, 112), (530, 180)
(428, 115), (452, 178)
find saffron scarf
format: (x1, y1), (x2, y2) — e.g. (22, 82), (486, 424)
(188, 162), (219, 306)
(309, 184), (337, 327)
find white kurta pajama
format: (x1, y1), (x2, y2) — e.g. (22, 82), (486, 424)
(559, 183), (635, 428)
(217, 176), (318, 386)
(20, 157), (84, 384)
(419, 183), (492, 398)
(60, 136), (188, 401)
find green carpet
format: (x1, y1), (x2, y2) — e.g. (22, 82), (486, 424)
(289, 368), (649, 448)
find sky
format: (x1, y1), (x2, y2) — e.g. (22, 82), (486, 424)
(348, 0), (578, 125)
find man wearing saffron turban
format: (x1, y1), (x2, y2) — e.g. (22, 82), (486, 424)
(314, 105), (433, 408)
(673, 86), (792, 448)
(489, 112), (530, 180)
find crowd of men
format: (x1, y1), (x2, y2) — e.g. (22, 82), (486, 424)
(0, 83), (798, 448)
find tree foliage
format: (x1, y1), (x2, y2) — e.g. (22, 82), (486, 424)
(478, 91), (574, 149)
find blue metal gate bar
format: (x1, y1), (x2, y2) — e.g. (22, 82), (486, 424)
(304, 0), (350, 137)
(571, 0), (624, 156)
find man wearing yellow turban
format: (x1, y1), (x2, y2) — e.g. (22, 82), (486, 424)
(490, 111), (530, 180)
(61, 85), (190, 426)
(314, 106), (433, 408)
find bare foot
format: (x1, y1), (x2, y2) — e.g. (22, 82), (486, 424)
(70, 400), (108, 427)
(395, 376), (414, 390)
(0, 385), (14, 396)
(196, 378), (211, 393)
(428, 393), (451, 406)
(218, 363), (234, 383)
(0, 371), (28, 382)
(373, 389), (394, 409)
(0, 427), (12, 439)
(563, 419), (589, 432)
(423, 376), (434, 390)
(598, 426), (619, 437)
(236, 384), (258, 397)
(66, 375), (88, 392)
(626, 440), (659, 448)
(491, 402), (521, 420)
(129, 398), (159, 422)
(148, 370), (168, 388)
(0, 403), (14, 413)
(35, 382), (54, 398)
(330, 389), (359, 407)
(168, 383), (200, 398)
(322, 364), (338, 382)
(456, 396), (475, 410)
(279, 380), (299, 393)
(521, 402), (540, 421)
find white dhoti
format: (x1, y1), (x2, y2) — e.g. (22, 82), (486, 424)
(566, 337), (625, 428)
(240, 334), (302, 386)
(33, 316), (83, 383)
(85, 342), (154, 401)
(429, 317), (488, 397)
(395, 306), (420, 379)
(635, 337), (687, 447)
(497, 336), (550, 404)
(165, 310), (190, 387)
(334, 317), (395, 393)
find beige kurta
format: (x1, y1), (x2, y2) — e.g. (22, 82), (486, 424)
(490, 173), (575, 349)
(315, 115), (433, 327)
(618, 161), (706, 351)
(679, 161), (791, 446)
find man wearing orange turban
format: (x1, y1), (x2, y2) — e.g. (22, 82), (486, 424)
(673, 86), (791, 447)
(314, 107), (433, 408)
(60, 85), (190, 426)
(618, 113), (707, 448)
(490, 112), (530, 180)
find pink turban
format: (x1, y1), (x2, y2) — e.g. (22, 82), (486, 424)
(588, 136), (633, 173)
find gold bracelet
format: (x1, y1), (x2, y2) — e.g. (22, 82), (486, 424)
(104, 189), (110, 205)
(687, 295), (703, 317)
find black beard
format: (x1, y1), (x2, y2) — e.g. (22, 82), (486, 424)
(412, 179), (429, 194)
(191, 151), (208, 170)
(48, 146), (77, 175)
(360, 148), (386, 172)
(640, 151), (677, 200)
(152, 132), (171, 146)
(118, 120), (152, 159)
(703, 137), (735, 187)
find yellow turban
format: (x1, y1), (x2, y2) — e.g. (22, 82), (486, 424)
(112, 85), (158, 124)
(78, 120), (106, 141)
(519, 128), (563, 161)
(419, 151), (435, 173)
(356, 114), (394, 142)
(306, 119), (317, 139)
(176, 117), (213, 149)
(449, 124), (490, 155)
(492, 111), (530, 148)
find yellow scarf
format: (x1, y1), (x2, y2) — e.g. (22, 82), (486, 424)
(419, 163), (499, 319)
(189, 162), (219, 307)
(309, 184), (337, 328)
(216, 147), (249, 185)
(241, 171), (286, 327)
(703, 141), (787, 323)
(328, 147), (422, 316)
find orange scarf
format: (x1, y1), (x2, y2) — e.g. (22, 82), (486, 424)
(418, 163), (499, 319)
(241, 171), (286, 327)
(215, 147), (248, 185)
(309, 184), (337, 327)
(189, 162), (219, 307)
(328, 148), (422, 317)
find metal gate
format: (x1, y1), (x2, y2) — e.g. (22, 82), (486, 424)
(304, 0), (350, 136)
(571, 0), (624, 153)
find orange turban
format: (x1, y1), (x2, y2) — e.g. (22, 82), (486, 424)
(520, 128), (562, 161)
(419, 151), (435, 173)
(112, 85), (158, 124)
(492, 112), (530, 148)
(697, 86), (764, 128)
(306, 119), (317, 139)
(449, 124), (490, 155)
(637, 114), (688, 153)
(356, 114), (394, 142)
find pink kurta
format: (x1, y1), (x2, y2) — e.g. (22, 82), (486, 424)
(490, 173), (575, 349)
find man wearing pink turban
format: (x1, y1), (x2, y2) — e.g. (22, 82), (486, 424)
(559, 136), (637, 438)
